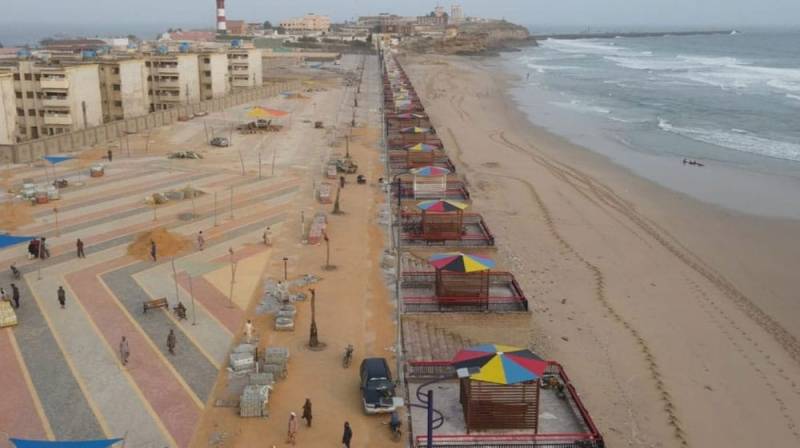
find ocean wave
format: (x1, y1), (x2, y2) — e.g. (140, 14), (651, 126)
(550, 99), (611, 115)
(525, 62), (582, 73)
(542, 39), (648, 57)
(658, 118), (800, 162)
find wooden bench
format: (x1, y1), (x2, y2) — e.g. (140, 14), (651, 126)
(143, 298), (168, 314)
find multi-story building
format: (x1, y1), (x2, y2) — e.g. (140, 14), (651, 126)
(279, 14), (331, 33)
(199, 52), (230, 100)
(0, 60), (103, 142)
(0, 73), (17, 144)
(98, 58), (149, 122)
(451, 4), (464, 24)
(144, 53), (201, 111)
(227, 48), (262, 91)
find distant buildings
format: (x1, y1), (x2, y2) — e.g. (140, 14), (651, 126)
(451, 4), (464, 24)
(279, 14), (332, 33)
(0, 44), (265, 143)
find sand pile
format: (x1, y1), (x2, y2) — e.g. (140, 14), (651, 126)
(127, 227), (192, 260)
(0, 201), (33, 231)
(77, 147), (106, 168)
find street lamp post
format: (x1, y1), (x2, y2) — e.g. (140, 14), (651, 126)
(282, 257), (288, 281)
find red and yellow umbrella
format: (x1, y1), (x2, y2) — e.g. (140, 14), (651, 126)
(452, 344), (549, 385)
(247, 106), (288, 119)
(429, 252), (496, 273)
(416, 199), (468, 213)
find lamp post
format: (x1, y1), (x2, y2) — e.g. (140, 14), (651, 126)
(308, 288), (319, 348)
(282, 257), (288, 281)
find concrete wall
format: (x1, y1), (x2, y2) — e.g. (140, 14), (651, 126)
(209, 53), (229, 98)
(66, 65), (103, 129)
(0, 74), (16, 145)
(177, 54), (201, 103)
(1, 81), (298, 163)
(119, 60), (150, 118)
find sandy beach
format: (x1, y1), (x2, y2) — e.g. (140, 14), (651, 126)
(402, 54), (800, 447)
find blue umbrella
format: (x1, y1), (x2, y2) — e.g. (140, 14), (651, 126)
(0, 235), (36, 250)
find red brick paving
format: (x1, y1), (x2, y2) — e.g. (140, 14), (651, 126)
(0, 329), (49, 440)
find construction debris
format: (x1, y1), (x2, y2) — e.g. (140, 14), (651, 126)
(167, 151), (203, 159)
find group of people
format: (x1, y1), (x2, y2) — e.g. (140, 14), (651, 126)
(682, 158), (705, 167)
(117, 329), (178, 366)
(25, 237), (87, 260)
(284, 402), (353, 447)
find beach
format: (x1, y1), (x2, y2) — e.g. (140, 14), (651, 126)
(402, 54), (800, 447)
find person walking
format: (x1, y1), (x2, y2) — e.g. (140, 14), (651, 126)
(76, 238), (86, 258)
(119, 336), (130, 366)
(342, 421), (352, 448)
(262, 227), (271, 246)
(167, 329), (176, 355)
(197, 231), (205, 251)
(107, 149), (113, 162)
(150, 240), (157, 262)
(287, 412), (298, 445)
(40, 237), (50, 259)
(57, 286), (66, 309)
(302, 399), (313, 427)
(244, 319), (253, 343)
(11, 283), (20, 309)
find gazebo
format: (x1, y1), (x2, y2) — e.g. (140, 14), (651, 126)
(410, 166), (450, 199)
(452, 345), (549, 433)
(413, 199), (468, 241)
(429, 253), (495, 306)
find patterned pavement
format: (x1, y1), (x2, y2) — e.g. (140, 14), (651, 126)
(0, 156), (300, 447)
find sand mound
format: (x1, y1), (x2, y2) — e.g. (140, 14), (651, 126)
(0, 201), (34, 231)
(127, 227), (192, 260)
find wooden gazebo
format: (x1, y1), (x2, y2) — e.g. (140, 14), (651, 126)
(460, 377), (540, 433)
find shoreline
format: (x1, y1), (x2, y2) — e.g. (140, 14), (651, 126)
(402, 54), (800, 447)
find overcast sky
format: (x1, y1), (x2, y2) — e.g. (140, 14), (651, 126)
(4, 0), (800, 28)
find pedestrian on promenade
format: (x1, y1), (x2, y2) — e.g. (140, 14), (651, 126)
(342, 421), (352, 448)
(287, 412), (298, 445)
(57, 286), (66, 309)
(262, 227), (271, 246)
(107, 149), (113, 162)
(40, 237), (50, 259)
(150, 240), (157, 262)
(302, 399), (313, 427)
(0, 287), (7, 303)
(244, 319), (253, 343)
(76, 238), (86, 258)
(11, 283), (20, 309)
(197, 231), (205, 251)
(119, 336), (130, 366)
(340, 176), (345, 189)
(167, 329), (176, 355)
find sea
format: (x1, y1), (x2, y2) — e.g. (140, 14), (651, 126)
(502, 30), (800, 219)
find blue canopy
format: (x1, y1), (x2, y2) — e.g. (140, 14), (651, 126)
(44, 156), (74, 165)
(10, 439), (123, 448)
(0, 235), (36, 249)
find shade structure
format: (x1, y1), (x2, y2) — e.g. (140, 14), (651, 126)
(10, 439), (124, 448)
(0, 234), (36, 249)
(406, 143), (438, 152)
(417, 199), (468, 212)
(452, 344), (549, 385)
(410, 166), (450, 176)
(44, 156), (74, 165)
(395, 113), (426, 119)
(247, 106), (288, 119)
(429, 252), (496, 273)
(401, 127), (432, 134)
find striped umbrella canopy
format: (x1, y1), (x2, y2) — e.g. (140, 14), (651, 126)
(452, 344), (549, 385)
(247, 106), (288, 118)
(401, 127), (432, 134)
(406, 143), (438, 152)
(417, 199), (469, 212)
(410, 166), (450, 176)
(429, 252), (496, 273)
(395, 113), (427, 119)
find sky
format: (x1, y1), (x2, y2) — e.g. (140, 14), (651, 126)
(2, 0), (799, 42)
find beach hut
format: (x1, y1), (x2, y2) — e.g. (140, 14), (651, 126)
(452, 345), (549, 433)
(410, 166), (450, 199)
(429, 253), (495, 306)
(413, 199), (468, 241)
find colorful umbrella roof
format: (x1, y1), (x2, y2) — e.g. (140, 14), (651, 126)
(417, 199), (468, 212)
(452, 344), (549, 385)
(247, 106), (288, 118)
(429, 252), (496, 273)
(395, 113), (427, 119)
(410, 166), (450, 176)
(401, 127), (432, 134)
(406, 143), (438, 152)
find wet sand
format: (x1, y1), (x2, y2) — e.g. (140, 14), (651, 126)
(403, 54), (800, 448)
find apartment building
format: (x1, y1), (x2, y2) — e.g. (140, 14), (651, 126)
(279, 14), (331, 33)
(0, 73), (16, 144)
(98, 58), (149, 122)
(199, 52), (229, 100)
(0, 60), (103, 142)
(145, 53), (201, 111)
(227, 48), (262, 91)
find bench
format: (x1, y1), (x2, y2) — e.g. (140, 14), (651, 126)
(143, 298), (168, 314)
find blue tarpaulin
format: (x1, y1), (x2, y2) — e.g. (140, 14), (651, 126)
(43, 156), (74, 165)
(0, 235), (35, 249)
(9, 439), (123, 448)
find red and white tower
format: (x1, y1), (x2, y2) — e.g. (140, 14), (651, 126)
(216, 0), (227, 33)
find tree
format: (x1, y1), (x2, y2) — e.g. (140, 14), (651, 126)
(263, 20), (273, 29)
(0, 42), (4, 48)
(276, 26), (286, 35)
(126, 34), (138, 42)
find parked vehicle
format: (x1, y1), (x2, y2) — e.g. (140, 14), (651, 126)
(360, 358), (402, 414)
(210, 137), (230, 147)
